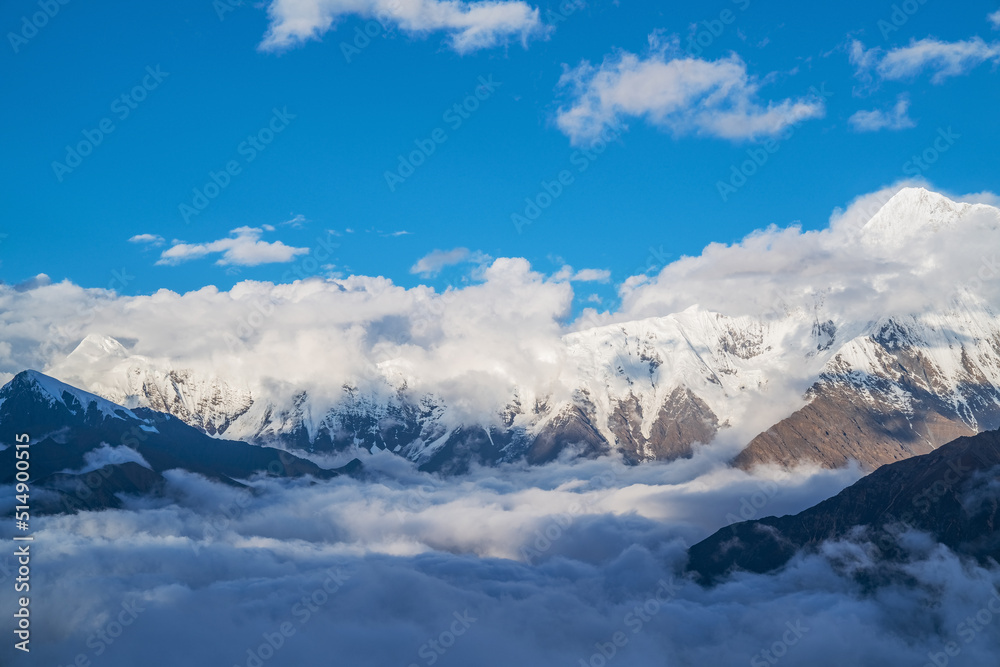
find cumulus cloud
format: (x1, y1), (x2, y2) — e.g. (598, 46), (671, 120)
(156, 227), (310, 267)
(409, 247), (490, 277)
(128, 234), (166, 246)
(990, 10), (1000, 29)
(848, 95), (915, 132)
(851, 37), (1000, 84)
(259, 0), (549, 53)
(12, 273), (52, 292)
(556, 37), (825, 145)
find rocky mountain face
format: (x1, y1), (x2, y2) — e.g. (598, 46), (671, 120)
(734, 311), (1000, 471)
(38, 188), (1000, 473)
(687, 427), (1000, 584)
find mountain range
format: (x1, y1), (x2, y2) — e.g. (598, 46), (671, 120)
(0, 370), (358, 513)
(31, 187), (1000, 476)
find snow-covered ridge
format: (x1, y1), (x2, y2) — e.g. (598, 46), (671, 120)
(7, 369), (140, 421)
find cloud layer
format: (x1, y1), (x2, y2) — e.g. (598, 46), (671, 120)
(1, 453), (998, 666)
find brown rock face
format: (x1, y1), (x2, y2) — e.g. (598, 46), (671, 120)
(732, 384), (974, 471)
(734, 328), (1000, 471)
(608, 387), (719, 463)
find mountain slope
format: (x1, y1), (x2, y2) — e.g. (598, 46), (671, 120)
(688, 428), (1000, 584)
(0, 371), (359, 512)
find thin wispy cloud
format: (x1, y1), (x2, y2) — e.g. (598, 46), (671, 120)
(410, 247), (490, 277)
(851, 37), (1000, 84)
(849, 95), (915, 132)
(259, 0), (550, 53)
(156, 227), (309, 267)
(281, 213), (307, 228)
(556, 35), (825, 145)
(128, 233), (166, 246)
(552, 266), (612, 282)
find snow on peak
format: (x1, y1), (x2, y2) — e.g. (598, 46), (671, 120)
(859, 187), (994, 247)
(8, 369), (139, 421)
(69, 333), (130, 362)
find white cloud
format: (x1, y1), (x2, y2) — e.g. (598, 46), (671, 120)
(551, 265), (611, 282)
(128, 234), (165, 246)
(990, 9), (1000, 29)
(409, 247), (490, 277)
(614, 183), (1000, 327)
(281, 213), (308, 228)
(848, 95), (915, 132)
(156, 227), (310, 267)
(851, 37), (1000, 84)
(59, 443), (153, 475)
(260, 0), (549, 53)
(556, 38), (825, 145)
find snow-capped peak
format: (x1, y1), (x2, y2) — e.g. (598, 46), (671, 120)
(70, 333), (130, 362)
(859, 187), (998, 247)
(5, 369), (140, 421)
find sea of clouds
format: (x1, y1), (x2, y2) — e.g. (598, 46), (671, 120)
(1, 450), (999, 666)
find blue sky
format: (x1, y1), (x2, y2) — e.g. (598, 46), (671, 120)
(2, 0), (999, 312)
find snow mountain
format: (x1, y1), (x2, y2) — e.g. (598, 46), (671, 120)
(40, 188), (1000, 473)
